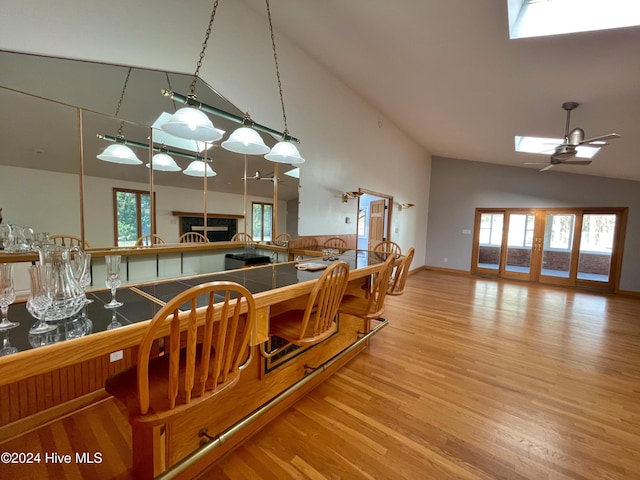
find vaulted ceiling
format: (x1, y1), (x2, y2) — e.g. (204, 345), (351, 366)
(243, 0), (640, 181)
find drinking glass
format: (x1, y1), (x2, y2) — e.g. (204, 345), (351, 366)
(0, 332), (17, 356)
(104, 255), (123, 309)
(107, 309), (123, 330)
(27, 265), (56, 334)
(0, 263), (19, 331)
(75, 253), (93, 304)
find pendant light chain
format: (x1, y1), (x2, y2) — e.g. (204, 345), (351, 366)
(115, 67), (132, 137)
(266, 0), (288, 135)
(190, 0), (220, 98)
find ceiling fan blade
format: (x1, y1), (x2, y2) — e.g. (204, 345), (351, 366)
(580, 133), (621, 145)
(540, 164), (555, 172)
(560, 160), (592, 165)
(523, 162), (549, 165)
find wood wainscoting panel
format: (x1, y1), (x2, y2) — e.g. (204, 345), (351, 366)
(0, 346), (136, 434)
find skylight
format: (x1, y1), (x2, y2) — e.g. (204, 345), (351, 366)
(508, 0), (640, 39)
(515, 136), (600, 158)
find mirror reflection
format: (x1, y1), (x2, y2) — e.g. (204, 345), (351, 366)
(0, 50), (299, 248)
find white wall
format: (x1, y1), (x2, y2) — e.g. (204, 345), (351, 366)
(0, 0), (430, 264)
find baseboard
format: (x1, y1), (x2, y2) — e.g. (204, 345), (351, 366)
(422, 265), (471, 276)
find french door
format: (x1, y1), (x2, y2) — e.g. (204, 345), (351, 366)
(471, 207), (627, 292)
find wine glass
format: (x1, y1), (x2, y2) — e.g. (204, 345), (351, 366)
(27, 265), (56, 334)
(75, 253), (93, 304)
(0, 263), (19, 331)
(107, 309), (123, 330)
(104, 255), (123, 309)
(0, 331), (17, 356)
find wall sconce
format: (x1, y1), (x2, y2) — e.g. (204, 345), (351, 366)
(341, 191), (363, 204)
(398, 203), (415, 211)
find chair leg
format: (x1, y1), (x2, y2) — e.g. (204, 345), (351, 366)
(132, 423), (166, 479)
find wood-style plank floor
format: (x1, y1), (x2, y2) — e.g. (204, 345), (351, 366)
(2, 270), (639, 479)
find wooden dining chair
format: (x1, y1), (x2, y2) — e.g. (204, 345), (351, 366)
(231, 232), (253, 242)
(105, 281), (256, 479)
(339, 253), (395, 333)
(179, 232), (209, 243)
(274, 233), (292, 243)
(135, 234), (166, 246)
(323, 236), (348, 249)
(388, 247), (414, 296)
(49, 234), (92, 249)
(373, 240), (402, 256)
(261, 261), (349, 358)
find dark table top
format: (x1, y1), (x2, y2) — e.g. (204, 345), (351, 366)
(0, 249), (387, 355)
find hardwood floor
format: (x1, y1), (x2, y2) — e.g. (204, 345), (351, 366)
(2, 270), (639, 479)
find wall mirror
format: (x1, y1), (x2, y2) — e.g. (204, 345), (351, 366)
(0, 50), (299, 248)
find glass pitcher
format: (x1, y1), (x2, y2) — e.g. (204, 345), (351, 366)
(37, 243), (86, 321)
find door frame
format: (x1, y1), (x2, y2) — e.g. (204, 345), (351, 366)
(356, 188), (394, 250)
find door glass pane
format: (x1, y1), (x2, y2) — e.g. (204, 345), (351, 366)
(542, 213), (575, 278)
(505, 214), (535, 273)
(478, 213), (503, 270)
(578, 214), (615, 282)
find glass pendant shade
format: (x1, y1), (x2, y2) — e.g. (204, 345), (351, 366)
(146, 153), (181, 171)
(97, 144), (143, 165)
(161, 107), (225, 142)
(183, 160), (216, 177)
(264, 140), (305, 164)
(221, 126), (270, 155)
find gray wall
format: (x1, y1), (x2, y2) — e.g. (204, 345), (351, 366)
(426, 157), (640, 292)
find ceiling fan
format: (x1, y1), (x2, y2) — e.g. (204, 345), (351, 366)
(242, 171), (280, 182)
(525, 101), (621, 172)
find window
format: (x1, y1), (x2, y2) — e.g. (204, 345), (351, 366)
(479, 213), (504, 245)
(508, 0), (640, 39)
(113, 188), (152, 247)
(252, 202), (273, 242)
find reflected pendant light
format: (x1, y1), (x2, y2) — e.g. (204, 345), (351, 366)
(97, 143), (142, 165)
(97, 67), (142, 165)
(222, 125), (270, 155)
(146, 152), (181, 171)
(183, 160), (216, 177)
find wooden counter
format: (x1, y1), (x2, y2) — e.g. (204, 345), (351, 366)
(0, 251), (385, 437)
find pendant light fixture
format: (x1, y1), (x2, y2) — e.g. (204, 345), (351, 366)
(221, 114), (270, 155)
(146, 147), (181, 172)
(263, 0), (305, 165)
(160, 1), (224, 143)
(183, 159), (216, 177)
(97, 68), (142, 165)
